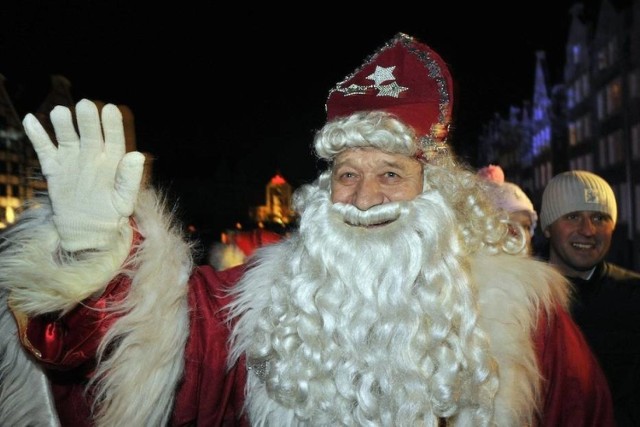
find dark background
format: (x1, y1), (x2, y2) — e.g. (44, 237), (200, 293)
(0, 0), (607, 236)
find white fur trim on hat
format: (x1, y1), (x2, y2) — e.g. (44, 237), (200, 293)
(540, 170), (617, 230)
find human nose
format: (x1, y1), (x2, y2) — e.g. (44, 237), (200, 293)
(353, 177), (385, 210)
(577, 217), (596, 235)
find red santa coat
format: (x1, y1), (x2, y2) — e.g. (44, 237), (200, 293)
(20, 265), (248, 426)
(16, 264), (613, 426)
(2, 191), (615, 426)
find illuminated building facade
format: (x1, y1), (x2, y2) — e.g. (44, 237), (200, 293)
(478, 0), (640, 269)
(251, 172), (297, 228)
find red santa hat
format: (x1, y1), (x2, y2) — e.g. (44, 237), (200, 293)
(325, 33), (454, 158)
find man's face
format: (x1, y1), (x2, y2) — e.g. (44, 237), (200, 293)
(544, 210), (615, 278)
(330, 148), (424, 209)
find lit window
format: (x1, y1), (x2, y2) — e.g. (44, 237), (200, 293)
(572, 44), (581, 65)
(606, 78), (622, 115)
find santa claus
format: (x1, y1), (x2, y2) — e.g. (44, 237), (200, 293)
(0, 33), (613, 426)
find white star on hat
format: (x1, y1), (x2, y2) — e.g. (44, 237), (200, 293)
(367, 66), (397, 85)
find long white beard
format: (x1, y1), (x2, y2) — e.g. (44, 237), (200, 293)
(229, 187), (498, 426)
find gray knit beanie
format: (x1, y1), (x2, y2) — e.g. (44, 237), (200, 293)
(540, 170), (617, 230)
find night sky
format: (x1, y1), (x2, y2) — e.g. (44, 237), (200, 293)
(1, 0), (607, 236)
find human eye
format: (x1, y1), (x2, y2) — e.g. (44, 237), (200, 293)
(342, 171), (356, 179)
(592, 213), (609, 224)
(379, 170), (403, 184)
(334, 170), (358, 184)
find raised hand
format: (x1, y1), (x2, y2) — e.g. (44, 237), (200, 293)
(22, 99), (145, 252)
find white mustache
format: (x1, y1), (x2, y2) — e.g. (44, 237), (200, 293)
(330, 202), (403, 226)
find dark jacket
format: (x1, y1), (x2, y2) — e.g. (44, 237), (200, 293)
(569, 262), (640, 427)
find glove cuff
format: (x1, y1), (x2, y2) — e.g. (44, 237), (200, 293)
(53, 214), (131, 252)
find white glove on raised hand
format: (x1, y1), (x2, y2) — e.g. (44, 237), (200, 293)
(22, 99), (145, 252)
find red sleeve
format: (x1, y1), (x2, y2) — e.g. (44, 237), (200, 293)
(14, 273), (132, 427)
(19, 226), (143, 371)
(535, 305), (616, 426)
(15, 227), (251, 426)
(22, 273), (130, 371)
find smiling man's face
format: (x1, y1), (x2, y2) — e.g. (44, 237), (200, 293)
(545, 210), (615, 278)
(330, 147), (424, 211)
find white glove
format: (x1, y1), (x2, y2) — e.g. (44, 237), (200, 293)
(22, 99), (145, 252)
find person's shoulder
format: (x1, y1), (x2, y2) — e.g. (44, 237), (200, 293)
(599, 262), (640, 301)
(603, 262), (640, 282)
(471, 252), (571, 309)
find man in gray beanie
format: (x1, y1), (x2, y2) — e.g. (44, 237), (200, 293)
(541, 170), (640, 427)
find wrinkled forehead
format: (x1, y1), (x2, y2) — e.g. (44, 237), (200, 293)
(333, 147), (422, 166)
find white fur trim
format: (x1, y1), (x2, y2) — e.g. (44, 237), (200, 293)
(0, 292), (60, 426)
(0, 190), (194, 426)
(0, 197), (133, 315)
(89, 189), (193, 426)
(472, 252), (570, 424)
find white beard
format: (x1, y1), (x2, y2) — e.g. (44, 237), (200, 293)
(229, 187), (501, 426)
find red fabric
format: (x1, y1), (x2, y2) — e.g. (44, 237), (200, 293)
(26, 275), (132, 426)
(24, 265), (249, 427)
(326, 33), (453, 141)
(234, 229), (282, 257)
(534, 305), (616, 426)
(26, 275), (130, 370)
(170, 265), (249, 426)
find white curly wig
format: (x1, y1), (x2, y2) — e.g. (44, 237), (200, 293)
(227, 111), (535, 426)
